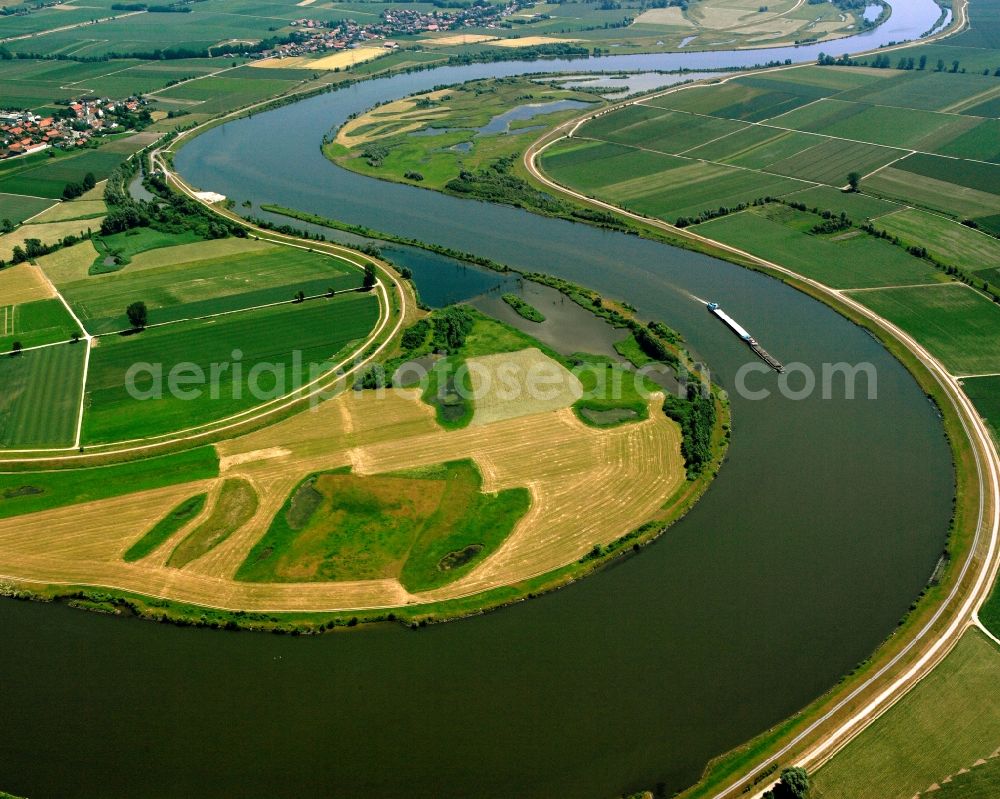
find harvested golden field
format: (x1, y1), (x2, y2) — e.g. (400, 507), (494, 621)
(252, 47), (385, 71)
(633, 7), (694, 26)
(487, 36), (581, 48)
(34, 240), (98, 286)
(466, 348), (583, 426)
(0, 218), (104, 262)
(0, 262), (55, 305)
(336, 93), (452, 148)
(0, 382), (684, 612)
(421, 33), (500, 46)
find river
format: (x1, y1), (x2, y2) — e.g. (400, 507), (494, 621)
(1, 2), (954, 797)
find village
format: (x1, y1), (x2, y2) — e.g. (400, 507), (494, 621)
(258, 0), (525, 61)
(0, 95), (149, 160)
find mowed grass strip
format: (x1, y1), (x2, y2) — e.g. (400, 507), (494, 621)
(0, 343), (85, 448)
(237, 460), (530, 592)
(872, 208), (1000, 275)
(848, 283), (1000, 374)
(811, 630), (1000, 799)
(167, 479), (258, 569)
(696, 204), (942, 289)
(82, 292), (379, 443)
(0, 446), (219, 520)
(122, 493), (208, 563)
(63, 241), (360, 333)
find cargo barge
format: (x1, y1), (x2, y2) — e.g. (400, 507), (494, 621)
(707, 302), (784, 373)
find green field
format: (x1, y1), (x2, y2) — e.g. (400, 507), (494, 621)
(0, 446), (219, 519)
(768, 98), (982, 153)
(872, 208), (1000, 275)
(834, 69), (1000, 113)
(696, 204), (943, 289)
(543, 139), (803, 222)
(864, 166), (1000, 222)
(167, 479), (258, 568)
(237, 460), (530, 592)
(122, 493), (208, 562)
(579, 105), (747, 155)
(0, 148), (129, 200)
(811, 630), (1000, 799)
(0, 298), (81, 351)
(849, 284), (1000, 375)
(63, 239), (359, 333)
(0, 193), (54, 225)
(781, 185), (900, 219)
(0, 343), (86, 448)
(892, 153), (1000, 198)
(963, 376), (1000, 458)
(82, 291), (379, 443)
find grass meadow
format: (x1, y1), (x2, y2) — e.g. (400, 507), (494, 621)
(0, 148), (129, 199)
(123, 493), (208, 562)
(963, 375), (1000, 448)
(167, 479), (258, 568)
(925, 758), (1000, 799)
(236, 460), (529, 592)
(82, 291), (379, 443)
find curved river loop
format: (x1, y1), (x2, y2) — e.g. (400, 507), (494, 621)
(3, 2), (991, 798)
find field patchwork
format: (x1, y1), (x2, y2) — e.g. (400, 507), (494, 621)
(0, 383), (684, 611)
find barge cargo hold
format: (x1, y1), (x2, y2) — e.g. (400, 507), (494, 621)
(707, 302), (784, 373)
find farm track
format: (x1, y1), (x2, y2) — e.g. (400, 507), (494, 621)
(0, 390), (684, 611)
(523, 18), (1000, 793)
